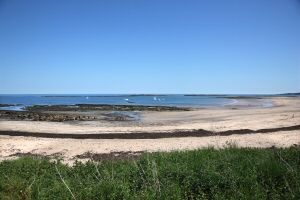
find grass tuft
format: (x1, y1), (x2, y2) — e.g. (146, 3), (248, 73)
(0, 146), (299, 199)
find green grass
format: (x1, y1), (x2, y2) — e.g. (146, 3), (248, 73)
(1, 146), (299, 199)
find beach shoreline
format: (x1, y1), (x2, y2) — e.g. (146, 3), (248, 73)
(0, 97), (299, 164)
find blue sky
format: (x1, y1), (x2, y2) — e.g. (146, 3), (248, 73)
(1, 0), (299, 94)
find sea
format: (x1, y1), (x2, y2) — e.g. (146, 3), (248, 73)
(0, 94), (274, 111)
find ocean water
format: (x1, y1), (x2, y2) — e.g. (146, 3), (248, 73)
(0, 94), (273, 111)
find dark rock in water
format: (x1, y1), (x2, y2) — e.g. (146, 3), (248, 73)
(0, 103), (192, 122)
(25, 104), (192, 112)
(0, 104), (24, 107)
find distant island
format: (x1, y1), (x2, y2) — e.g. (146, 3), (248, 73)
(186, 93), (300, 97)
(42, 94), (167, 98)
(184, 94), (225, 97)
(278, 92), (300, 96)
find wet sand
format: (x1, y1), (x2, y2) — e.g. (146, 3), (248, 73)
(1, 97), (299, 164)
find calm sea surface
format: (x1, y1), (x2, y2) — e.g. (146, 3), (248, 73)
(0, 94), (273, 111)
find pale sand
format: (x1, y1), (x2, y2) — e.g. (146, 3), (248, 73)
(0, 97), (299, 164)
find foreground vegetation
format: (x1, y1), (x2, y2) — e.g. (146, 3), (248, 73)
(1, 146), (299, 199)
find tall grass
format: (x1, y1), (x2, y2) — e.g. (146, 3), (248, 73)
(1, 146), (299, 199)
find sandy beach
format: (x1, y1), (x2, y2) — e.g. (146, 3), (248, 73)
(1, 97), (299, 164)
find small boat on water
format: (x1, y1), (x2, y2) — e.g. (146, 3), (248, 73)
(124, 99), (135, 103)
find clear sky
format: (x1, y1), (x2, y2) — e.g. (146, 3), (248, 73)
(1, 0), (299, 94)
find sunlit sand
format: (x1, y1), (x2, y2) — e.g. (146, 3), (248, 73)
(1, 97), (299, 164)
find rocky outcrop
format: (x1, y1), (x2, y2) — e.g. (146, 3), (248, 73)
(0, 111), (96, 122)
(0, 104), (193, 122)
(25, 104), (193, 112)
